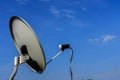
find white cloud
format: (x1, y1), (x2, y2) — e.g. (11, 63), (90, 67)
(50, 6), (75, 19)
(88, 35), (116, 43)
(80, 7), (87, 12)
(50, 6), (60, 17)
(63, 13), (75, 19)
(102, 35), (116, 42)
(62, 9), (75, 19)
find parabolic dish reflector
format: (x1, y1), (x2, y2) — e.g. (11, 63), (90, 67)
(9, 16), (46, 73)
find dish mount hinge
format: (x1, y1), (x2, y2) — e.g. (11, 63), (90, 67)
(14, 55), (30, 66)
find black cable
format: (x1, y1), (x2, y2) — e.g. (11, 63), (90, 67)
(46, 44), (74, 80)
(59, 44), (74, 80)
(69, 47), (73, 80)
(9, 65), (18, 80)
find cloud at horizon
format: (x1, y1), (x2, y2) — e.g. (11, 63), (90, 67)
(88, 34), (116, 43)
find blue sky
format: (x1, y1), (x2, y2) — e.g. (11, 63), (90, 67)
(0, 0), (120, 80)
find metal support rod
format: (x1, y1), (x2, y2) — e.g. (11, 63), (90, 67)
(46, 50), (63, 65)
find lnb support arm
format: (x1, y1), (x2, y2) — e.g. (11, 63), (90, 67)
(46, 44), (70, 65)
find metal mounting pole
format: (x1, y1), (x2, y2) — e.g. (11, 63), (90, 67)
(9, 55), (30, 80)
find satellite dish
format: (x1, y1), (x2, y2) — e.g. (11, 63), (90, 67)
(9, 16), (73, 80)
(9, 16), (46, 73)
